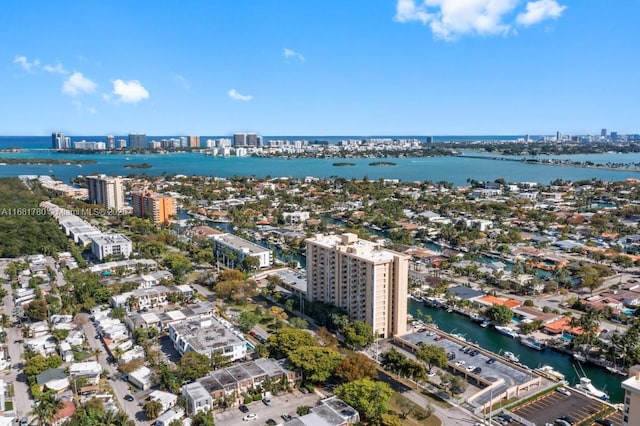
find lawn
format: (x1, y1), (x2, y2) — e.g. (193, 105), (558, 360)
(387, 392), (442, 426)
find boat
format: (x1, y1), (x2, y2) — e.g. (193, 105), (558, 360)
(494, 325), (519, 338)
(535, 365), (565, 382)
(606, 366), (626, 376)
(519, 336), (546, 351)
(574, 376), (608, 400)
(573, 353), (587, 362)
(502, 351), (520, 362)
(480, 320), (490, 328)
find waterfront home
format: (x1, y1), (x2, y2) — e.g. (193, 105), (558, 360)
(475, 295), (521, 310)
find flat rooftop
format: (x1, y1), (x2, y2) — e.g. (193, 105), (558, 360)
(170, 316), (244, 352)
(307, 233), (400, 263)
(214, 233), (269, 254)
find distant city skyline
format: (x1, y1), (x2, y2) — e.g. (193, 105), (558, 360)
(3, 1), (639, 136)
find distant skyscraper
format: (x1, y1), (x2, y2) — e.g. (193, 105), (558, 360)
(107, 135), (115, 150)
(233, 133), (247, 147)
(52, 132), (65, 150)
(601, 128), (607, 137)
(188, 135), (200, 148)
(246, 133), (258, 147)
(556, 131), (562, 141)
(128, 133), (147, 149)
(86, 175), (125, 211)
(305, 233), (409, 338)
(426, 136), (434, 144)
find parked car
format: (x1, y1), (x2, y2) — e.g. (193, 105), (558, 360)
(447, 351), (456, 360)
(470, 350), (480, 356)
(239, 405), (250, 413)
(242, 413), (257, 421)
(486, 358), (496, 364)
(556, 387), (571, 396)
(554, 420), (571, 426)
(20, 418), (28, 426)
(455, 360), (465, 367)
(266, 420), (277, 426)
(124, 395), (134, 402)
(594, 419), (613, 426)
(263, 398), (272, 406)
(558, 416), (576, 425)
(281, 413), (292, 421)
(473, 366), (482, 374)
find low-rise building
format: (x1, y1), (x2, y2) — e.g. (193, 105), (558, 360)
(212, 233), (272, 269)
(128, 366), (153, 390)
(155, 408), (184, 426)
(147, 390), (178, 412)
(181, 382), (212, 415)
(69, 361), (103, 385)
(197, 358), (300, 400)
(91, 234), (133, 261)
(169, 316), (247, 361)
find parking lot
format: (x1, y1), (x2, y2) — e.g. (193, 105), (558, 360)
(399, 330), (544, 407)
(214, 391), (321, 426)
(511, 388), (609, 425)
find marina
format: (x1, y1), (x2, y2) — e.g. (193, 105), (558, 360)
(407, 298), (626, 402)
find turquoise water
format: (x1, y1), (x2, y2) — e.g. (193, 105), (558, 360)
(1, 150), (639, 185)
(408, 299), (625, 402)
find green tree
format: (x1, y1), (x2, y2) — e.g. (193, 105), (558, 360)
(415, 344), (447, 373)
(143, 400), (163, 420)
(334, 378), (393, 422)
(241, 256), (260, 273)
(485, 304), (513, 325)
(237, 311), (261, 332)
(192, 410), (215, 426)
(342, 320), (375, 348)
(25, 298), (48, 321)
(163, 252), (193, 281)
(287, 346), (342, 383)
(267, 328), (318, 359)
(177, 352), (211, 382)
(32, 391), (63, 426)
(289, 317), (309, 329)
(334, 352), (378, 383)
(51, 329), (70, 342)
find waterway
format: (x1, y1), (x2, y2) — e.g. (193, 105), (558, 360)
(407, 298), (625, 402)
(1, 149), (639, 185)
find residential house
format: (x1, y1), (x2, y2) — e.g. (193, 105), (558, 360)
(182, 382), (212, 415)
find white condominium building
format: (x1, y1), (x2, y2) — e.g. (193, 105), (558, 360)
(305, 233), (409, 338)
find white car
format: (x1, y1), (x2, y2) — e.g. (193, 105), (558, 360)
(243, 414), (257, 421)
(455, 360), (465, 367)
(556, 387), (571, 396)
(466, 365), (476, 372)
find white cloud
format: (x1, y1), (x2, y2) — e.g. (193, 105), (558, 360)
(111, 79), (149, 103)
(43, 62), (68, 75)
(13, 55), (40, 72)
(395, 0), (566, 40)
(228, 89), (253, 101)
(62, 72), (97, 96)
(516, 0), (566, 26)
(283, 48), (305, 62)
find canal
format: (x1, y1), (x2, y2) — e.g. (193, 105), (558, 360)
(408, 298), (625, 402)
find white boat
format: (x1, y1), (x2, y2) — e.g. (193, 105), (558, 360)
(573, 353), (587, 362)
(520, 336), (546, 351)
(574, 376), (608, 400)
(535, 365), (565, 381)
(494, 325), (519, 338)
(480, 320), (490, 328)
(502, 351), (519, 362)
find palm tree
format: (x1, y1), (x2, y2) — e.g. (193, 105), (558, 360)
(32, 392), (62, 426)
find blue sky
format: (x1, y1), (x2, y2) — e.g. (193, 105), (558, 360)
(2, 0), (638, 136)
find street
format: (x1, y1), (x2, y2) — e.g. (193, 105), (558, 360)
(79, 314), (149, 425)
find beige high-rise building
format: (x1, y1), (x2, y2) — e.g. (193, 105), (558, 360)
(86, 175), (125, 211)
(188, 135), (200, 148)
(622, 365), (640, 426)
(305, 233), (408, 338)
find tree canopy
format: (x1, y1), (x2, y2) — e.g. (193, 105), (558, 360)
(334, 352), (378, 383)
(334, 378), (393, 421)
(177, 352), (211, 382)
(485, 304), (513, 325)
(287, 346), (342, 383)
(267, 328), (318, 359)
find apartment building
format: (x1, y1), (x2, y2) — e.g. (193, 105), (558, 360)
(305, 233), (409, 338)
(86, 174), (125, 211)
(131, 190), (176, 224)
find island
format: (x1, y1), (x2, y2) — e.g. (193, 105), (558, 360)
(332, 162), (356, 167)
(0, 158), (95, 165)
(124, 162), (152, 169)
(368, 161), (397, 166)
